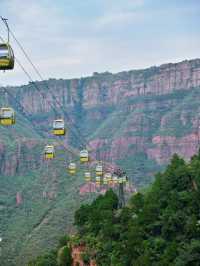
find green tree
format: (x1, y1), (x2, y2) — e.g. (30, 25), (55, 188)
(57, 246), (72, 266)
(27, 250), (57, 266)
(58, 235), (70, 248)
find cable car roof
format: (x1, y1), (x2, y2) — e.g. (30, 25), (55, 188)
(54, 119), (64, 122)
(1, 107), (14, 111)
(80, 149), (88, 153)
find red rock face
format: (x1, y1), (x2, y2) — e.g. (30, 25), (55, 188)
(2, 59), (200, 178)
(79, 182), (97, 194)
(90, 134), (199, 167)
(71, 245), (97, 266)
(72, 245), (85, 266)
(11, 59), (200, 112)
(16, 192), (22, 205)
(79, 182), (109, 195)
(147, 134), (199, 164)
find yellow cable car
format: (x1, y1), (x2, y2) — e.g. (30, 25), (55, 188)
(0, 107), (15, 125)
(95, 176), (101, 186)
(96, 164), (103, 176)
(53, 119), (65, 136)
(105, 173), (112, 185)
(118, 177), (123, 184)
(122, 176), (127, 183)
(84, 172), (91, 182)
(80, 149), (89, 163)
(68, 162), (76, 175)
(0, 43), (14, 70)
(103, 176), (108, 185)
(113, 176), (118, 185)
(44, 145), (55, 159)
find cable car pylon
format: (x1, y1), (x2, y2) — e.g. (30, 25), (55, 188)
(114, 168), (127, 208)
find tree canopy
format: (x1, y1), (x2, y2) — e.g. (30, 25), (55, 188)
(74, 154), (200, 266)
(28, 153), (200, 265)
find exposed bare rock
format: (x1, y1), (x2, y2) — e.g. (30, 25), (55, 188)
(2, 58), (200, 181)
(16, 192), (22, 205)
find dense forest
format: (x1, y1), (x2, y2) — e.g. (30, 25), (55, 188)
(28, 152), (200, 266)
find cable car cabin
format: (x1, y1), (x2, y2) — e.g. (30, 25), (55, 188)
(84, 172), (91, 182)
(0, 43), (14, 70)
(44, 145), (55, 159)
(80, 149), (89, 163)
(105, 173), (112, 185)
(53, 119), (65, 136)
(103, 176), (108, 185)
(113, 176), (118, 185)
(118, 177), (123, 184)
(0, 107), (15, 125)
(104, 173), (110, 184)
(68, 162), (76, 175)
(96, 164), (103, 176)
(122, 176), (127, 183)
(95, 176), (101, 186)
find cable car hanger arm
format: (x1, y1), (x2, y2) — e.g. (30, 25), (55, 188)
(1, 17), (10, 42)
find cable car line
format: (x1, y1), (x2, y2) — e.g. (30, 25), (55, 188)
(0, 53), (81, 160)
(2, 21), (200, 147)
(0, 26), (130, 201)
(5, 24), (198, 180)
(1, 17), (10, 42)
(0, 23), (129, 189)
(8, 52), (97, 165)
(0, 42), (79, 154)
(0, 25), (84, 148)
(6, 26), (89, 149)
(0, 35), (51, 133)
(0, 42), (32, 126)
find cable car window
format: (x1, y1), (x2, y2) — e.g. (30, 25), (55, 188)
(53, 120), (64, 129)
(0, 47), (8, 58)
(1, 110), (13, 118)
(69, 163), (76, 168)
(45, 146), (54, 153)
(96, 165), (102, 171)
(80, 150), (88, 156)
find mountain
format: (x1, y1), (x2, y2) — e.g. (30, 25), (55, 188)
(28, 152), (200, 266)
(1, 58), (200, 265)
(3, 58), (200, 182)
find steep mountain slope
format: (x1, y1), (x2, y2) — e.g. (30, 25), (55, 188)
(0, 144), (91, 265)
(1, 58), (200, 265)
(0, 111), (91, 265)
(30, 152), (200, 266)
(73, 153), (200, 266)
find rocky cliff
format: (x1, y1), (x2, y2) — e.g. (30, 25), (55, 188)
(3, 58), (200, 184)
(11, 58), (200, 109)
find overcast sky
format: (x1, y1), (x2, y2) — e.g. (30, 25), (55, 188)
(0, 0), (200, 86)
